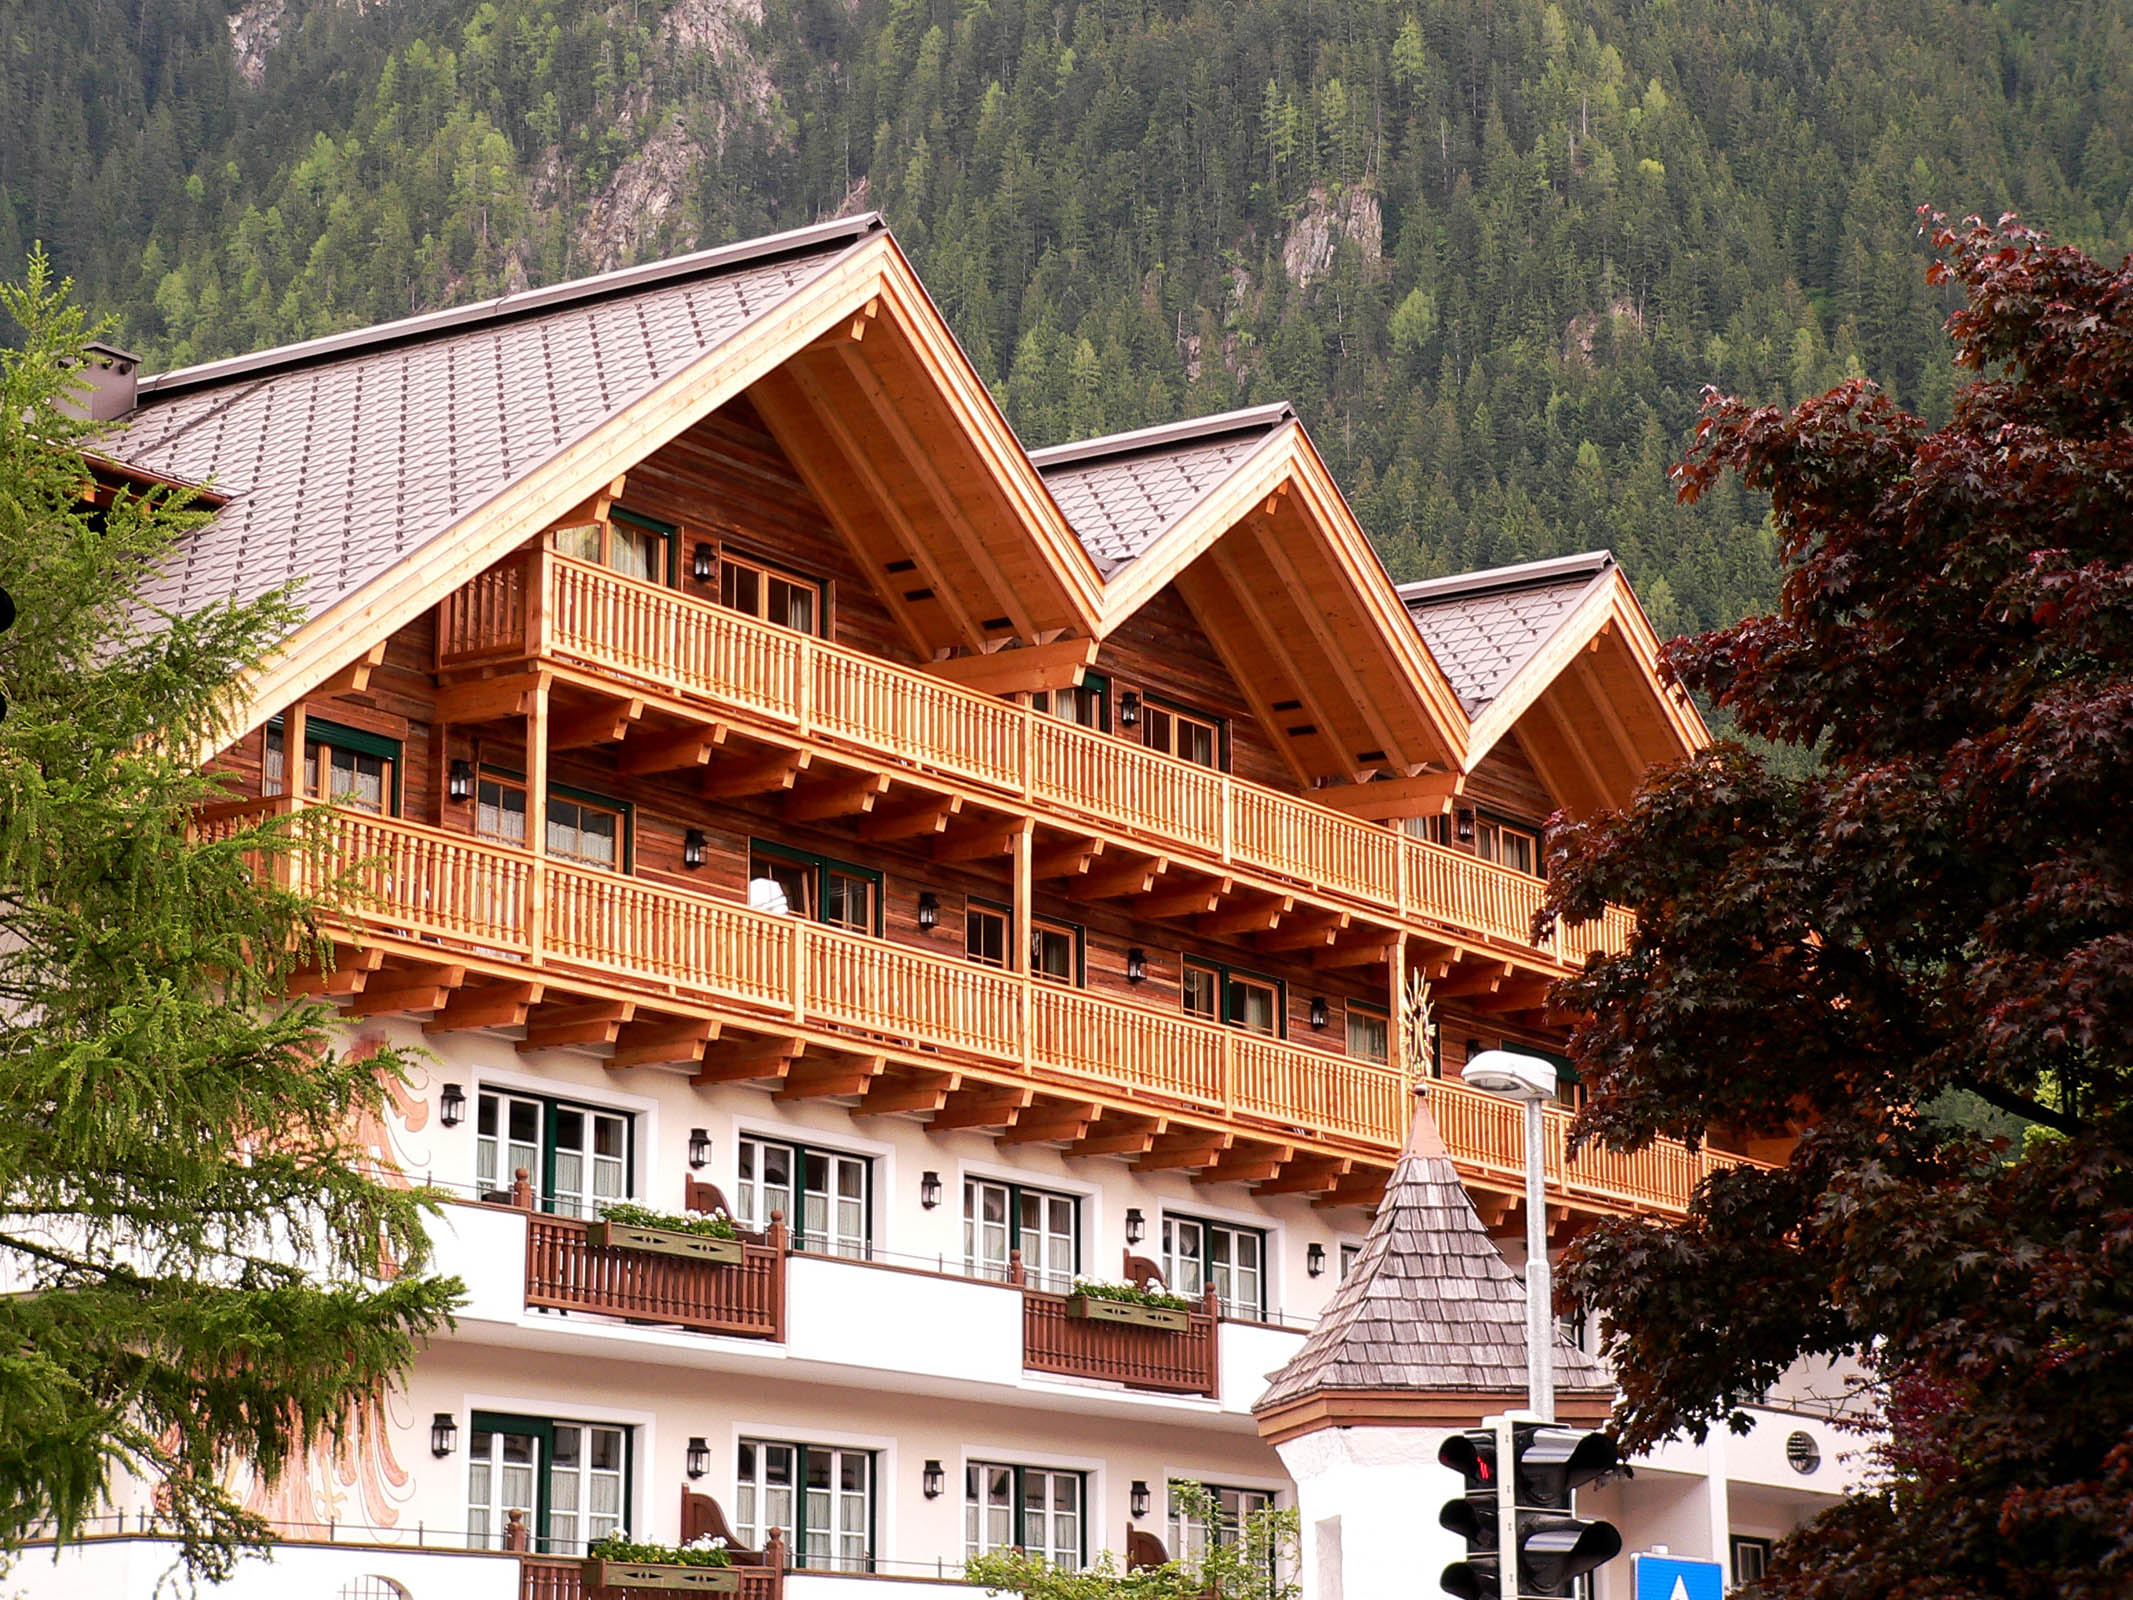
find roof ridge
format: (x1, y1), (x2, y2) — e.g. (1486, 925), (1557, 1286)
(1397, 549), (1615, 607)
(138, 213), (887, 402)
(1029, 401), (1297, 471)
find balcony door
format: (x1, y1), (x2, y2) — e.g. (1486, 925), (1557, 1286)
(476, 1089), (631, 1216)
(964, 1178), (1079, 1292)
(467, 1412), (628, 1555)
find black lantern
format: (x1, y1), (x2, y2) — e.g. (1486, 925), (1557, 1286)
(917, 891), (939, 932)
(689, 1127), (711, 1170)
(1118, 690), (1141, 728)
(1455, 807), (1476, 844)
(1307, 1242), (1327, 1278)
(693, 542), (715, 583)
(687, 1436), (710, 1479)
(431, 1412), (459, 1458)
(1130, 1480), (1151, 1519)
(920, 1170), (943, 1210)
(1125, 948), (1148, 984)
(1309, 996), (1328, 1031)
(1125, 1207), (1145, 1245)
(448, 759), (474, 803)
(923, 1460), (945, 1500)
(683, 828), (707, 870)
(439, 1082), (467, 1127)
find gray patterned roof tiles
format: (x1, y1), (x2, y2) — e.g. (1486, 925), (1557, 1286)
(1397, 554), (1615, 715)
(1040, 432), (1270, 577)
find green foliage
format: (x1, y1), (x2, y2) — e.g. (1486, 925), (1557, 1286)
(587, 1531), (735, 1566)
(11, 0), (2133, 644)
(597, 1200), (738, 1238)
(965, 1483), (1297, 1599)
(1068, 1278), (1193, 1311)
(0, 252), (460, 1580)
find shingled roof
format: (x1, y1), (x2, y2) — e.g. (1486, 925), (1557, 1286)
(1398, 552), (1616, 716)
(1031, 403), (1294, 578)
(101, 215), (883, 625)
(1254, 1086), (1612, 1441)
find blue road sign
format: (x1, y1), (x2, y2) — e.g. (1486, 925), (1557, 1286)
(1633, 1553), (1725, 1600)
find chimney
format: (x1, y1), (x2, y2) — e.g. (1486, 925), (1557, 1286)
(62, 342), (141, 422)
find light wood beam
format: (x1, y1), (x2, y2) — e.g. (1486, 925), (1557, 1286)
(518, 1000), (635, 1052)
(1138, 880), (1224, 919)
(1068, 1115), (1168, 1159)
(346, 963), (468, 1018)
(932, 1086), (1034, 1132)
(1197, 544), (1358, 780)
(424, 980), (544, 1033)
(784, 771), (890, 822)
(999, 1100), (1098, 1146)
(923, 637), (1099, 695)
(618, 727), (725, 775)
(550, 698), (644, 751)
(702, 748), (810, 799)
(609, 1017), (721, 1070)
(853, 1071), (962, 1117)
(1192, 1143), (1293, 1186)
(694, 1036), (805, 1084)
(1255, 1156), (1353, 1197)
(1070, 855), (1166, 902)
(860, 794), (963, 842)
(1314, 938), (1397, 971)
(437, 672), (548, 725)
(1314, 769), (1464, 821)
(1434, 960), (1516, 1000)
(1032, 838), (1103, 879)
(776, 1054), (889, 1102)
(933, 824), (1019, 864)
(1133, 1130), (1233, 1172)
(1198, 895), (1292, 936)
(316, 642), (389, 698)
(1256, 912), (1350, 952)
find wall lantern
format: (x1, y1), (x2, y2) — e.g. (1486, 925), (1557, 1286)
(1118, 690), (1141, 728)
(687, 1437), (711, 1480)
(439, 1082), (467, 1128)
(1125, 948), (1148, 984)
(1455, 807), (1476, 844)
(1130, 1481), (1151, 1519)
(1309, 996), (1329, 1031)
(683, 828), (707, 870)
(688, 1128), (712, 1170)
(917, 891), (939, 932)
(447, 759), (475, 804)
(923, 1460), (946, 1500)
(1125, 1207), (1145, 1245)
(693, 542), (715, 584)
(920, 1170), (943, 1210)
(431, 1412), (459, 1458)
(1306, 1242), (1327, 1278)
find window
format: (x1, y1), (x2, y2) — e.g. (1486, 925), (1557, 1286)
(1167, 1483), (1276, 1569)
(1031, 672), (1109, 732)
(737, 1440), (872, 1572)
(1180, 958), (1285, 1037)
(966, 901), (1008, 968)
(966, 1463), (1084, 1569)
(467, 1412), (628, 1555)
(476, 1090), (630, 1217)
(547, 789), (628, 871)
(749, 841), (881, 936)
(264, 716), (400, 815)
(1141, 698), (1223, 769)
(1030, 916), (1082, 985)
(475, 771), (528, 846)
(552, 509), (674, 585)
(1475, 816), (1540, 876)
(1163, 1215), (1266, 1319)
(965, 1178), (1080, 1292)
(1339, 1242), (1362, 1279)
(720, 550), (822, 635)
(737, 1134), (871, 1257)
(1401, 813), (1451, 845)
(1347, 1005), (1389, 1065)
(1733, 1536), (1773, 1585)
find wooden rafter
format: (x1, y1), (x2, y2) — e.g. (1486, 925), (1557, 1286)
(610, 1017), (721, 1070)
(347, 962), (467, 1018)
(860, 794), (963, 842)
(694, 1035), (804, 1084)
(931, 1086), (1034, 1132)
(1134, 1129), (1233, 1172)
(519, 999), (635, 1053)
(1032, 838), (1104, 880)
(618, 726), (725, 775)
(702, 748), (810, 799)
(784, 771), (890, 822)
(776, 1054), (889, 1102)
(550, 698), (645, 751)
(1070, 854), (1166, 902)
(423, 980), (544, 1034)
(999, 1099), (1098, 1146)
(853, 1070), (962, 1117)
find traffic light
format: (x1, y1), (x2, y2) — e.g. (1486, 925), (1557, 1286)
(1440, 1417), (1621, 1600)
(1437, 1427), (1502, 1600)
(1509, 1423), (1621, 1596)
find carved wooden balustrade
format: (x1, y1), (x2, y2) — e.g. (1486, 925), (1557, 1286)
(521, 1207), (787, 1340)
(519, 1556), (783, 1600)
(1019, 1280), (1223, 1398)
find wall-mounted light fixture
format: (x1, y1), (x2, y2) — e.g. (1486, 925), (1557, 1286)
(439, 1082), (467, 1127)
(1455, 807), (1476, 844)
(1130, 1481), (1151, 1519)
(687, 1437), (710, 1480)
(920, 1170), (943, 1210)
(693, 542), (715, 583)
(1309, 996), (1329, 1031)
(923, 1460), (945, 1500)
(1125, 948), (1148, 984)
(683, 828), (707, 870)
(447, 759), (474, 804)
(917, 891), (939, 933)
(1307, 1242), (1327, 1278)
(688, 1128), (711, 1170)
(1125, 1207), (1145, 1245)
(1118, 690), (1141, 728)
(431, 1412), (459, 1458)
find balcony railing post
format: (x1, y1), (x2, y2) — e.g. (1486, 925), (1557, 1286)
(797, 635), (814, 739)
(1218, 774), (1234, 864)
(790, 924), (808, 1022)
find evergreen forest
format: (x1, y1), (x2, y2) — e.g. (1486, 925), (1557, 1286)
(5, 0), (2130, 635)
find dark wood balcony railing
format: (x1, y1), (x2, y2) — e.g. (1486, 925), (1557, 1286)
(519, 1555), (783, 1600)
(1021, 1285), (1222, 1397)
(522, 1211), (787, 1340)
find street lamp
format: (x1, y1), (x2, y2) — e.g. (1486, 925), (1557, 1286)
(1461, 1049), (1559, 1423)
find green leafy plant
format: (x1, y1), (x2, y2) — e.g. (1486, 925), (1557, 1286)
(587, 1531), (734, 1567)
(1067, 1277), (1192, 1312)
(598, 1201), (738, 1240)
(965, 1483), (1297, 1599)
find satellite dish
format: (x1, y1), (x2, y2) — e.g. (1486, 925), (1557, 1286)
(747, 877), (791, 915)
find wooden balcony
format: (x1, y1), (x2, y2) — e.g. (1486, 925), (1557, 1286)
(1022, 1286), (1221, 1397)
(522, 1212), (786, 1339)
(520, 1555), (782, 1600)
(202, 800), (1742, 1218)
(439, 550), (1633, 972)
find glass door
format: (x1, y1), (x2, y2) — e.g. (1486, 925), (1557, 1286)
(467, 1422), (539, 1550)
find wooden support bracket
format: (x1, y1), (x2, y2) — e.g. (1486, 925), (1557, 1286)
(861, 794), (963, 842)
(550, 698), (645, 751)
(1192, 1143), (1293, 1187)
(347, 963), (468, 1018)
(1197, 895), (1292, 936)
(424, 980), (545, 1034)
(853, 1071), (963, 1117)
(784, 771), (890, 822)
(618, 726), (727, 775)
(933, 824), (1019, 864)
(703, 749), (810, 799)
(776, 1054), (890, 1102)
(1254, 1156), (1353, 1197)
(1138, 880), (1224, 919)
(1134, 1130), (1233, 1172)
(518, 1000), (636, 1053)
(609, 1017), (721, 1070)
(1071, 854), (1166, 902)
(316, 642), (390, 698)
(931, 1087), (1034, 1132)
(998, 1100), (1098, 1146)
(1031, 838), (1103, 879)
(1434, 960), (1516, 1000)
(1068, 1116), (1168, 1159)
(436, 672), (549, 725)
(1256, 912), (1350, 952)
(694, 1036), (805, 1084)
(1314, 938), (1396, 971)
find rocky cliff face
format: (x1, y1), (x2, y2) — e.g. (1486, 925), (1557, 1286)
(1283, 184), (1383, 290)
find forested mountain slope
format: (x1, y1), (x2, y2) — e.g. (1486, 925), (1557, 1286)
(5, 0), (2129, 633)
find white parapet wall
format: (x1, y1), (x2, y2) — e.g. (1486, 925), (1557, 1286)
(7, 1537), (525, 1600)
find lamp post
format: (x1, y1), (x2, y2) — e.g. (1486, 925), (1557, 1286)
(1461, 1049), (1559, 1423)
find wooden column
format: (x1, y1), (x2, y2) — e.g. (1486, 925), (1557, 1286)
(1391, 931), (1409, 1078)
(1011, 818), (1034, 1063)
(281, 701), (308, 802)
(526, 678), (550, 961)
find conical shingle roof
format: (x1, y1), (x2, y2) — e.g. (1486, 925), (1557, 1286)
(1255, 1087), (1613, 1440)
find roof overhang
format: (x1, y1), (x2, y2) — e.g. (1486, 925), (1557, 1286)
(1255, 1386), (1615, 1446)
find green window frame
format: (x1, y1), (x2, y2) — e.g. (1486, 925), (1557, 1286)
(475, 1088), (635, 1216)
(736, 1133), (873, 1256)
(466, 1410), (633, 1556)
(1032, 670), (1111, 732)
(1030, 913), (1085, 986)
(1180, 955), (1286, 1038)
(749, 838), (883, 936)
(264, 714), (403, 815)
(1346, 1002), (1390, 1064)
(965, 1461), (1087, 1568)
(735, 1438), (875, 1572)
(965, 896), (1010, 968)
(1168, 1482), (1278, 1573)
(963, 1176), (1082, 1291)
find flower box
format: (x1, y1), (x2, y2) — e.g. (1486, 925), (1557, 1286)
(583, 1557), (742, 1593)
(586, 1220), (744, 1265)
(1065, 1293), (1191, 1331)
